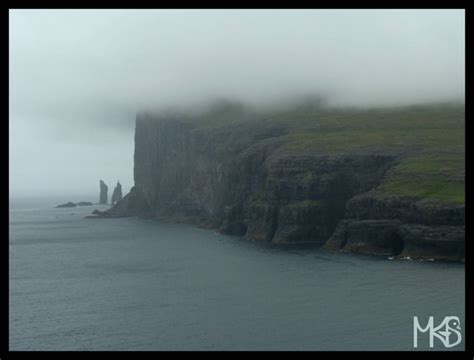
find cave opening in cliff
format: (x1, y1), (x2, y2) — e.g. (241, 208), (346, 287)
(390, 233), (404, 255)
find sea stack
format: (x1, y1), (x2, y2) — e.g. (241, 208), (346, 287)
(111, 181), (123, 205)
(99, 180), (108, 204)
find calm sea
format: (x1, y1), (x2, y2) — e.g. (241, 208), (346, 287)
(9, 197), (465, 350)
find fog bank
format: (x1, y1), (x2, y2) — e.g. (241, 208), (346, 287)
(9, 9), (465, 196)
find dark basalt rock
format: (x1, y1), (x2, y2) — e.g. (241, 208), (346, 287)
(398, 224), (465, 261)
(111, 181), (123, 205)
(85, 209), (105, 218)
(90, 186), (152, 219)
(56, 202), (77, 208)
(76, 201), (93, 206)
(94, 113), (465, 262)
(99, 180), (108, 205)
(346, 192), (465, 226)
(56, 201), (94, 208)
(324, 219), (464, 261)
(324, 219), (403, 256)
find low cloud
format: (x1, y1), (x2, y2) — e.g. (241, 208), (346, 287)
(9, 9), (465, 196)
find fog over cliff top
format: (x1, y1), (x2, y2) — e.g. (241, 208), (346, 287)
(9, 9), (465, 196)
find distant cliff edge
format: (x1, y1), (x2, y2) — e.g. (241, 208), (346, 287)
(95, 101), (465, 262)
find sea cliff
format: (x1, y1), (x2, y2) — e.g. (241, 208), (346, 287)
(98, 101), (465, 261)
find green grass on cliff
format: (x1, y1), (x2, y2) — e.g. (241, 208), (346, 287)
(378, 154), (465, 204)
(188, 99), (465, 205)
(269, 102), (465, 205)
(279, 103), (464, 153)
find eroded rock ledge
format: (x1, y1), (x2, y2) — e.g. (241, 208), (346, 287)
(92, 113), (465, 262)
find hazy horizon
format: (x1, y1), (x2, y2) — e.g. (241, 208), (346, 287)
(9, 9), (465, 197)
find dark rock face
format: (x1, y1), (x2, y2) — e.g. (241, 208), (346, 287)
(85, 208), (104, 218)
(76, 201), (93, 206)
(91, 186), (152, 218)
(324, 219), (403, 255)
(56, 202), (77, 208)
(324, 219), (464, 261)
(99, 180), (108, 204)
(111, 181), (123, 205)
(398, 224), (465, 261)
(98, 114), (465, 261)
(346, 192), (465, 226)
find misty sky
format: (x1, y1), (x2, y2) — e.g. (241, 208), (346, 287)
(9, 9), (465, 198)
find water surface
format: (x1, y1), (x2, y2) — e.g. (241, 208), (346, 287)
(9, 198), (465, 350)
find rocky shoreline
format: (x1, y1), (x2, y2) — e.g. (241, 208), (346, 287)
(89, 107), (465, 262)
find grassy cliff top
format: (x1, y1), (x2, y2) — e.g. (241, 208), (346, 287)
(269, 101), (465, 205)
(151, 99), (465, 205)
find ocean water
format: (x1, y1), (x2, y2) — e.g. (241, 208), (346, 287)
(9, 197), (465, 351)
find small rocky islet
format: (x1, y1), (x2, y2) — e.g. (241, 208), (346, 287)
(56, 201), (94, 208)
